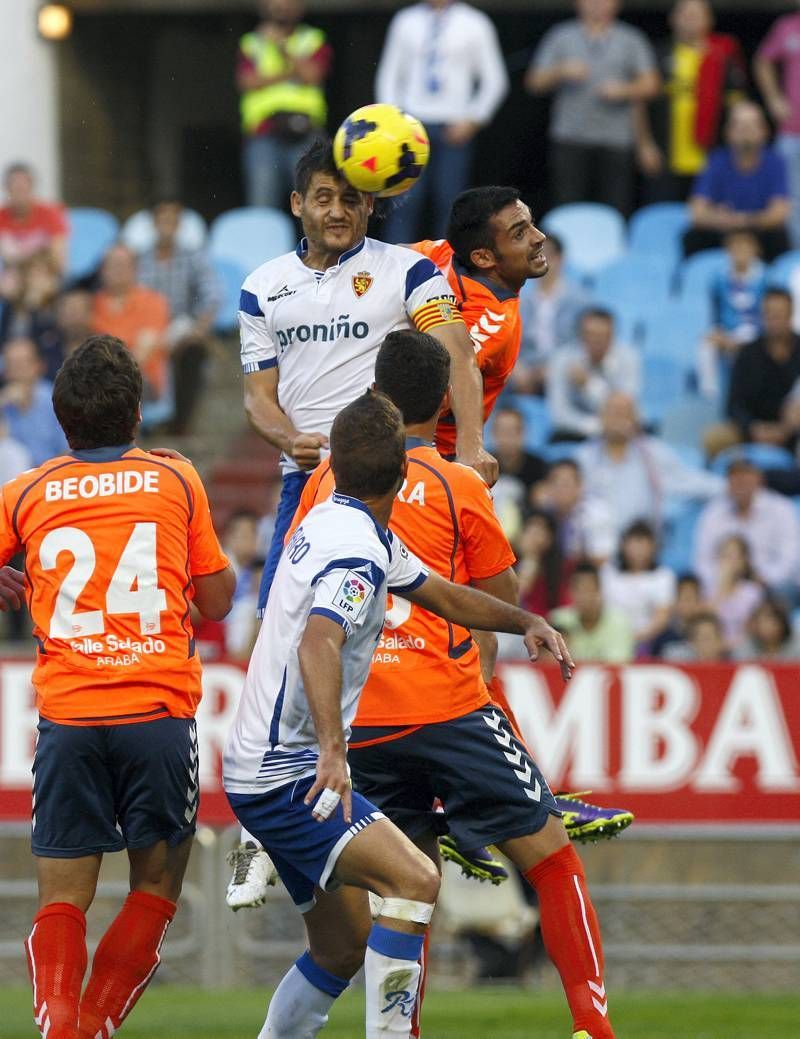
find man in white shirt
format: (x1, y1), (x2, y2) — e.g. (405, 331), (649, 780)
(694, 456), (800, 595)
(224, 390), (571, 1039)
(375, 0), (508, 242)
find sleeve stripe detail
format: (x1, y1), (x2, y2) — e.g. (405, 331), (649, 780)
(242, 358), (278, 373)
(311, 557), (386, 589)
(412, 299), (464, 333)
(389, 569), (429, 594)
(239, 289), (264, 317)
(309, 607), (353, 639)
(404, 257), (440, 300)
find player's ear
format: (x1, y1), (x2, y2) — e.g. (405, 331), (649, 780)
(365, 193), (375, 216)
(469, 246), (494, 272)
(290, 191), (303, 218)
(442, 387), (452, 413)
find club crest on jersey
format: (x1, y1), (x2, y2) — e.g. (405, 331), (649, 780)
(352, 271), (373, 298)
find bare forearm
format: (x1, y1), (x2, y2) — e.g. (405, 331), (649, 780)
(244, 387), (298, 453)
(299, 635), (347, 753)
(411, 574), (535, 636)
(431, 325), (485, 454)
(753, 58), (780, 105)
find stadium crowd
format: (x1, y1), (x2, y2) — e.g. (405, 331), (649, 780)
(3, 0), (800, 664)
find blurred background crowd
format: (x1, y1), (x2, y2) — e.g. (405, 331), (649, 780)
(5, 0), (800, 665)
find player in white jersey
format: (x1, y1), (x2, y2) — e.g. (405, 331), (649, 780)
(223, 390), (572, 1039)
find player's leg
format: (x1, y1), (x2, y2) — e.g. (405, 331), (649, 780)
(77, 717), (198, 1039)
(26, 720), (123, 1039)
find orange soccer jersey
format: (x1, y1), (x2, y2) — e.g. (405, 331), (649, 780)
(413, 239), (522, 457)
(0, 447), (229, 724)
(287, 442), (516, 725)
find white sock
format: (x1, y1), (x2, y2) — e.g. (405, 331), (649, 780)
(259, 953), (348, 1038)
(365, 924), (424, 1037)
(241, 826), (262, 848)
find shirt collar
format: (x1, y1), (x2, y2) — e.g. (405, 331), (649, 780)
(331, 490), (392, 553)
(295, 237), (367, 270)
(452, 255), (518, 302)
(69, 443), (136, 463)
(405, 435), (434, 450)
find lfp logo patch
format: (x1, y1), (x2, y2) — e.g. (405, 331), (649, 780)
(333, 570), (375, 619)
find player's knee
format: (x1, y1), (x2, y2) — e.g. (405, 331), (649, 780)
(393, 855), (441, 905)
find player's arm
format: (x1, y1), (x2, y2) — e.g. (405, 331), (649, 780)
(192, 568), (236, 620)
(406, 571), (573, 680)
(470, 567), (520, 683)
(0, 491), (25, 610)
(428, 321), (498, 485)
(298, 614), (352, 824)
(244, 366), (329, 471)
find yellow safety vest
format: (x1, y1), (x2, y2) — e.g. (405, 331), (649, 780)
(239, 25), (328, 135)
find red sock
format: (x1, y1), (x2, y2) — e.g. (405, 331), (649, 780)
(25, 902), (87, 1039)
(78, 891), (176, 1039)
(410, 929), (430, 1038)
(525, 845), (614, 1039)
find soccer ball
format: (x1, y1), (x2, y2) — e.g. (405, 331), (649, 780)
(333, 104), (430, 198)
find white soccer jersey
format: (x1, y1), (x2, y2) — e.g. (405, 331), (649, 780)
(222, 492), (429, 794)
(239, 236), (461, 473)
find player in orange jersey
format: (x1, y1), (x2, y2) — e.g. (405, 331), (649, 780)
(411, 185), (548, 459)
(0, 336), (235, 1039)
(289, 331), (619, 1039)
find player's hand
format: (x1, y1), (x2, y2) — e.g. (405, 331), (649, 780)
(522, 615), (574, 682)
(305, 749), (352, 824)
(290, 432), (329, 471)
(0, 566), (26, 611)
(457, 444), (499, 487)
(149, 446), (194, 465)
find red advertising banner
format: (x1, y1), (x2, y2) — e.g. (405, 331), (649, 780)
(0, 659), (798, 827)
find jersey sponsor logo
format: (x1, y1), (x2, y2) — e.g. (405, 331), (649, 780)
(333, 570), (374, 619)
(352, 271), (373, 298)
(275, 314), (370, 351)
(470, 307), (506, 349)
(266, 285), (296, 302)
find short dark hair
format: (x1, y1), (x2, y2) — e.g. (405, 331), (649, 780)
(52, 336), (142, 450)
(493, 406), (524, 426)
(331, 390), (406, 500)
(677, 572), (700, 590)
(619, 519), (659, 571)
(447, 186), (522, 270)
(751, 596), (792, 645)
(374, 330), (450, 425)
(571, 561), (600, 586)
(547, 457), (581, 478)
(227, 508), (260, 529)
(688, 610), (723, 638)
(294, 138), (345, 196)
(4, 162), (33, 186)
(763, 287), (793, 308)
(580, 306), (615, 325)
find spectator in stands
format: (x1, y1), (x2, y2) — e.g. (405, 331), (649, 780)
(755, 8), (800, 249)
(665, 610), (730, 661)
(694, 456), (800, 596)
(91, 244), (171, 426)
(705, 288), (800, 457)
(0, 252), (61, 349)
(547, 307), (641, 441)
(534, 458), (616, 565)
(0, 163), (68, 273)
(549, 561), (635, 663)
(512, 235), (590, 396)
(708, 534), (764, 649)
(376, 0), (508, 242)
(683, 100), (791, 260)
(222, 509), (262, 660)
(697, 230), (768, 402)
(0, 337), (66, 465)
(237, 0), (332, 209)
(517, 510), (573, 616)
(526, 0), (659, 216)
(137, 200), (221, 434)
(651, 572), (706, 657)
(36, 288), (94, 381)
(577, 392), (723, 539)
(0, 417), (32, 485)
(736, 596), (800, 660)
(491, 406), (547, 516)
(636, 0), (746, 203)
(602, 520), (677, 652)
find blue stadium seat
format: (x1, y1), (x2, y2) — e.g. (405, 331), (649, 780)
(121, 207), (207, 253)
(660, 396), (720, 449)
(509, 395), (552, 452)
(660, 499), (704, 573)
(641, 354), (691, 425)
(640, 301), (710, 363)
(677, 248), (727, 302)
(67, 207), (120, 280)
(540, 441), (581, 464)
(213, 258), (248, 332)
(541, 203), (626, 277)
(209, 207), (295, 272)
(628, 203), (689, 272)
(593, 255), (673, 312)
(711, 444), (796, 475)
(768, 250), (800, 289)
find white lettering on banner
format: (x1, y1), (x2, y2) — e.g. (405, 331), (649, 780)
(44, 470), (159, 501)
(619, 667), (701, 790)
(0, 663), (37, 786)
(694, 666), (800, 793)
(503, 664), (610, 788)
(194, 664), (243, 788)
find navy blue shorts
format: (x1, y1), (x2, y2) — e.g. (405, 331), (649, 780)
(32, 716), (198, 859)
(349, 706), (560, 851)
(227, 774), (384, 912)
(257, 469), (310, 614)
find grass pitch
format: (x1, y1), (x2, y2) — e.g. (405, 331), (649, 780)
(0, 986), (796, 1038)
